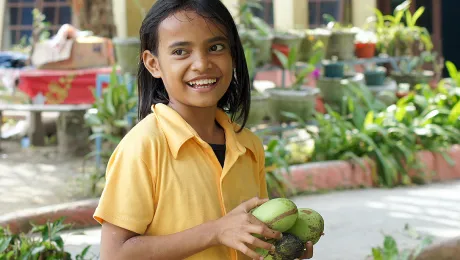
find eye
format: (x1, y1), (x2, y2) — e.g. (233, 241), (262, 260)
(172, 49), (189, 56)
(210, 44), (225, 52)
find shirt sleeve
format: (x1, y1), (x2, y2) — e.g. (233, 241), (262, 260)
(93, 142), (155, 235)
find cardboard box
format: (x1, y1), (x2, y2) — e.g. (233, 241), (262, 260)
(31, 36), (115, 70)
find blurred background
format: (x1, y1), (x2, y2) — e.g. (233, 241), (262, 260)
(0, 0), (459, 259)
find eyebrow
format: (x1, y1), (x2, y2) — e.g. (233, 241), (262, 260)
(168, 36), (228, 49)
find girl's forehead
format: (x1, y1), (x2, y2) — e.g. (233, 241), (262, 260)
(159, 10), (227, 39)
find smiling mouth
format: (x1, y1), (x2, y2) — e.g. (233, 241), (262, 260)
(186, 78), (219, 89)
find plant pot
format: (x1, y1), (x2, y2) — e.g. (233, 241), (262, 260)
(367, 79), (398, 106)
(355, 42), (376, 58)
(247, 30), (274, 67)
(273, 32), (303, 50)
(266, 86), (319, 123)
(364, 67), (387, 86)
(390, 70), (434, 89)
(325, 29), (357, 60)
(323, 60), (344, 78)
(316, 73), (365, 111)
(112, 37), (141, 75)
(291, 28), (331, 62)
(246, 91), (270, 126)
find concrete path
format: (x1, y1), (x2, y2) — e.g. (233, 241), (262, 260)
(62, 180), (460, 260)
(0, 141), (93, 215)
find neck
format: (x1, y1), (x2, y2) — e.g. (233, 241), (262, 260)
(168, 102), (223, 144)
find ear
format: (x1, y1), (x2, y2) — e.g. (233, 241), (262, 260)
(142, 50), (162, 78)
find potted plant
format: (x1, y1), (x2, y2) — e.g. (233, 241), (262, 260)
(237, 0), (274, 67)
(266, 46), (321, 122)
(365, 66), (387, 86)
(355, 29), (377, 59)
(390, 51), (438, 89)
(369, 1), (433, 57)
(292, 28), (331, 62)
(323, 14), (358, 61)
(243, 44), (270, 126)
(316, 57), (366, 111)
(323, 56), (344, 78)
(112, 0), (146, 75)
(272, 31), (304, 66)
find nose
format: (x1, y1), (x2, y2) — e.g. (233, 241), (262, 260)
(191, 52), (210, 73)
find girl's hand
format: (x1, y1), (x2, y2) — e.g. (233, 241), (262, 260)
(213, 197), (282, 260)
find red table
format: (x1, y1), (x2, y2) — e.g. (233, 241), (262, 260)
(18, 67), (114, 104)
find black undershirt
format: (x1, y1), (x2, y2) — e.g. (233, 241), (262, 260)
(209, 143), (226, 168)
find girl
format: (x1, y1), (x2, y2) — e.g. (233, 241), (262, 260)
(93, 0), (314, 259)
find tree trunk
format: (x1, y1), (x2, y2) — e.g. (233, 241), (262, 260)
(73, 0), (116, 38)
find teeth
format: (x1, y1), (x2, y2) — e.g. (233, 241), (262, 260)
(188, 78), (217, 86)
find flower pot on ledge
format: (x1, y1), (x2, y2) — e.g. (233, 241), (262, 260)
(355, 42), (376, 58)
(266, 86), (319, 123)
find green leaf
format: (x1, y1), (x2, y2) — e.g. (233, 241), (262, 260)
(30, 245), (46, 255)
(0, 237), (12, 253)
(364, 111), (374, 127)
(395, 105), (407, 122)
(421, 109), (440, 126)
(445, 61), (458, 81)
(372, 247), (383, 260)
(250, 17), (272, 37)
(383, 235), (398, 258)
(448, 101), (460, 124)
(287, 46), (297, 70)
(394, 9), (405, 25)
(273, 50), (289, 70)
(410, 6), (425, 27)
(374, 8), (385, 28)
(104, 87), (116, 116)
(405, 10), (413, 27)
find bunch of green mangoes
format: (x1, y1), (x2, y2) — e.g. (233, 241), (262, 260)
(251, 198), (324, 260)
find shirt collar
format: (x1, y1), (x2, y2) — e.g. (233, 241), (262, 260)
(151, 104), (255, 159)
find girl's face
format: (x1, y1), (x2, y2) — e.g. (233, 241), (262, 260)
(144, 10), (233, 109)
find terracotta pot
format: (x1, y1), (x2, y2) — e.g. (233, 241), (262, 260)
(355, 42), (376, 58)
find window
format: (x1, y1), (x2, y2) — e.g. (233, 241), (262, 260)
(309, 0), (343, 28)
(6, 0), (72, 46)
(252, 0), (274, 26)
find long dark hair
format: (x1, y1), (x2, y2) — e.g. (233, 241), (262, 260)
(137, 0), (251, 131)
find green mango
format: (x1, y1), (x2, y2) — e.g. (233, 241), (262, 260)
(251, 198), (299, 233)
(286, 208), (324, 245)
(257, 233), (305, 260)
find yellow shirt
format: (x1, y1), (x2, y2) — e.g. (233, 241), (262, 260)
(93, 103), (268, 260)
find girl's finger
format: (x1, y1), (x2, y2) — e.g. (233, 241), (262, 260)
(236, 242), (263, 260)
(302, 241), (314, 259)
(241, 233), (275, 253)
(244, 221), (281, 240)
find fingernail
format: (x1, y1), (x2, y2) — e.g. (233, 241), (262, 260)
(271, 245), (275, 252)
(279, 233), (283, 238)
(259, 257), (264, 260)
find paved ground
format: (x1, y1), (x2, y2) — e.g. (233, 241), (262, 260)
(61, 180), (460, 260)
(0, 140), (95, 215)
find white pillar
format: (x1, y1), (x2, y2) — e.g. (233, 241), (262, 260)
(0, 0), (6, 48)
(352, 0), (376, 27)
(273, 0), (308, 30)
(112, 0), (127, 38)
